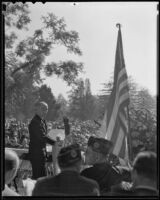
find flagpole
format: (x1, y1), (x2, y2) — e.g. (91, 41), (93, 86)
(116, 23), (133, 164)
(127, 106), (133, 164)
(116, 23), (121, 29)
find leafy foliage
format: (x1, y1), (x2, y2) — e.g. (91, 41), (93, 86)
(68, 78), (96, 120)
(37, 85), (61, 121)
(99, 75), (157, 157)
(5, 2), (31, 49)
(44, 61), (83, 86)
(41, 13), (82, 55)
(5, 3), (83, 119)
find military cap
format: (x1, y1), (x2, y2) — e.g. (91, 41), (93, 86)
(58, 143), (82, 167)
(88, 136), (113, 155)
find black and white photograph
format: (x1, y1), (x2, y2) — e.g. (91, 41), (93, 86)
(2, 1), (158, 197)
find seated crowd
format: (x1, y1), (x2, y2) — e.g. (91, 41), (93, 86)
(3, 136), (158, 196)
(5, 119), (99, 151)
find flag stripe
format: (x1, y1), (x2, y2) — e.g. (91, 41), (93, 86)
(106, 85), (129, 136)
(106, 71), (129, 128)
(110, 112), (126, 144)
(119, 111), (128, 133)
(119, 133), (126, 158)
(113, 127), (125, 155)
(106, 114), (119, 142)
(106, 92), (129, 140)
(106, 68), (127, 120)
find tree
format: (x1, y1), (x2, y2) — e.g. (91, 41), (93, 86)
(5, 3), (83, 119)
(56, 94), (68, 119)
(68, 78), (84, 119)
(99, 75), (157, 157)
(97, 74), (113, 119)
(5, 2), (31, 49)
(68, 78), (96, 120)
(37, 85), (60, 121)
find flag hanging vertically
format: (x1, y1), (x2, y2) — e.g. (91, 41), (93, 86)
(100, 24), (130, 161)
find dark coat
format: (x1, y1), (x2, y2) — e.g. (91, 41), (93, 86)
(108, 181), (133, 196)
(28, 115), (56, 179)
(81, 162), (122, 194)
(28, 114), (55, 159)
(32, 170), (100, 196)
(132, 186), (158, 196)
(110, 184), (158, 196)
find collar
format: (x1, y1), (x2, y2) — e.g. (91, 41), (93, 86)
(35, 114), (42, 121)
(61, 170), (79, 175)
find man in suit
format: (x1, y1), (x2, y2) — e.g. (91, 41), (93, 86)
(81, 136), (122, 195)
(131, 151), (158, 196)
(2, 149), (20, 196)
(28, 101), (55, 180)
(32, 143), (100, 196)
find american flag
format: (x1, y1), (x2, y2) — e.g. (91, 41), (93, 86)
(99, 25), (130, 161)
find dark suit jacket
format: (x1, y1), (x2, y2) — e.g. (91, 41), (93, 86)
(32, 170), (100, 196)
(108, 181), (133, 196)
(28, 115), (55, 159)
(81, 162), (122, 194)
(132, 186), (158, 196)
(110, 184), (158, 196)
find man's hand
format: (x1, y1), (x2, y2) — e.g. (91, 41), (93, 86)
(23, 178), (37, 196)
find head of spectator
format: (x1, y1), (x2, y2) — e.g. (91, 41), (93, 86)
(131, 151), (157, 189)
(57, 143), (83, 173)
(85, 136), (113, 166)
(5, 135), (10, 145)
(56, 136), (61, 142)
(22, 136), (29, 148)
(34, 101), (48, 119)
(4, 149), (20, 185)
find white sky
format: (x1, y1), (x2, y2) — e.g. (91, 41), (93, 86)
(16, 2), (158, 99)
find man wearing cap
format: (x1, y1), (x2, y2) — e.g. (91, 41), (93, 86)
(32, 144), (100, 196)
(28, 101), (56, 180)
(81, 136), (122, 194)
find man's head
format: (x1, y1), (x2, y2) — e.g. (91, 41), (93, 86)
(85, 136), (113, 165)
(131, 151), (157, 187)
(34, 101), (48, 119)
(5, 149), (20, 185)
(57, 143), (82, 172)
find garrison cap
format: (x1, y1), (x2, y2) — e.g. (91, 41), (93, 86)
(88, 136), (113, 155)
(58, 143), (82, 167)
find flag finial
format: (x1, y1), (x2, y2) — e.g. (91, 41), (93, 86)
(116, 23), (121, 30)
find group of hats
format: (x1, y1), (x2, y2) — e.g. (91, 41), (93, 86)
(58, 136), (113, 167)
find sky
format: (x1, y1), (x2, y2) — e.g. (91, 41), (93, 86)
(15, 2), (158, 99)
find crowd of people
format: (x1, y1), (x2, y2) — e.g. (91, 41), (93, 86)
(5, 118), (99, 151)
(3, 101), (158, 197)
(5, 119), (30, 148)
(3, 143), (158, 196)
